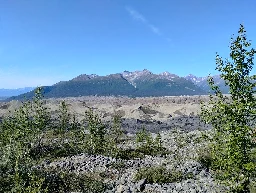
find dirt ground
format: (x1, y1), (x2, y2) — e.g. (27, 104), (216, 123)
(0, 95), (210, 121)
(0, 95), (213, 133)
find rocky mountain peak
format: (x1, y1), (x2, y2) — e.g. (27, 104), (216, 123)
(107, 73), (124, 79)
(122, 69), (152, 77)
(185, 74), (208, 83)
(121, 69), (153, 86)
(71, 74), (98, 81)
(159, 71), (178, 79)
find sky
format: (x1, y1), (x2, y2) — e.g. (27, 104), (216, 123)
(0, 0), (256, 89)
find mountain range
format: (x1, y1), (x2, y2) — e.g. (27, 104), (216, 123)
(0, 87), (35, 100)
(4, 70), (228, 101)
(184, 74), (229, 93)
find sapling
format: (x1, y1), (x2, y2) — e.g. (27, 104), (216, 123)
(201, 24), (256, 192)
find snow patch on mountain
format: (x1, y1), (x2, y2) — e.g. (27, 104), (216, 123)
(121, 69), (153, 87)
(159, 71), (179, 80)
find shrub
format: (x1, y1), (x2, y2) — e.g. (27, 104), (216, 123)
(135, 166), (183, 184)
(201, 24), (256, 192)
(113, 148), (145, 160)
(111, 113), (125, 144)
(135, 128), (166, 156)
(35, 169), (107, 193)
(106, 113), (126, 157)
(0, 88), (85, 192)
(84, 109), (108, 154)
(29, 100), (83, 160)
(197, 146), (212, 171)
(0, 87), (48, 192)
(54, 100), (70, 135)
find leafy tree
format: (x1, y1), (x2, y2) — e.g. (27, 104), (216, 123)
(201, 24), (256, 192)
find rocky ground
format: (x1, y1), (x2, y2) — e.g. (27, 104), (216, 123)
(0, 95), (212, 130)
(0, 95), (243, 192)
(35, 129), (228, 193)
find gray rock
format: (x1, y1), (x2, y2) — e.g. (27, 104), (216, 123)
(116, 185), (131, 193)
(136, 178), (147, 192)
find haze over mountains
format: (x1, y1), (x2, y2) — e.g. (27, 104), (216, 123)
(184, 74), (229, 94)
(4, 70), (227, 101)
(0, 87), (35, 100)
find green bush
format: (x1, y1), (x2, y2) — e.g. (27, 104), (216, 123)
(201, 24), (256, 192)
(84, 109), (108, 154)
(29, 100), (83, 161)
(135, 128), (167, 156)
(111, 113), (125, 144)
(0, 88), (88, 192)
(197, 146), (212, 171)
(113, 148), (145, 160)
(0, 87), (48, 192)
(35, 169), (107, 193)
(135, 166), (183, 184)
(105, 113), (126, 157)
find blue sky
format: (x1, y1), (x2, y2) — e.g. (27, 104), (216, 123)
(0, 0), (256, 88)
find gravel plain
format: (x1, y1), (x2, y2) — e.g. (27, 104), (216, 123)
(0, 95), (233, 192)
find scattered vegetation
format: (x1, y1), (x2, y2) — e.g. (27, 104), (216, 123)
(0, 88), (49, 192)
(0, 88), (110, 192)
(0, 87), (171, 192)
(1, 24), (256, 193)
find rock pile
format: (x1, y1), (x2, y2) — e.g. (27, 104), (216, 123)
(38, 130), (228, 193)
